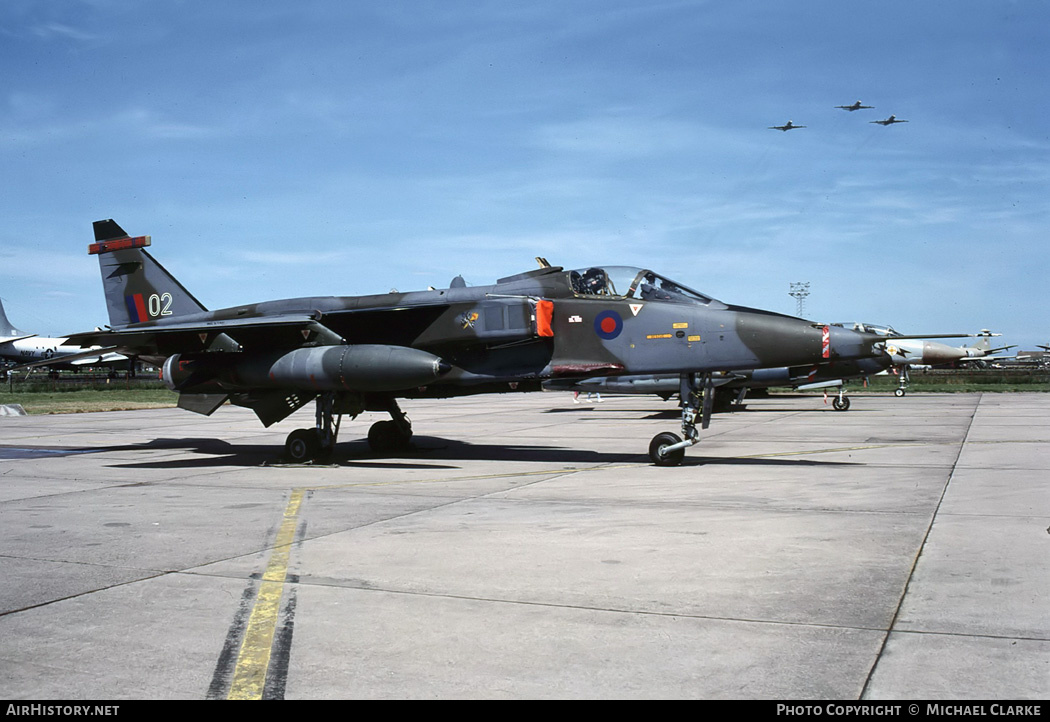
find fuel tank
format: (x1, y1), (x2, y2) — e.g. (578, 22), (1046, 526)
(163, 344), (451, 393)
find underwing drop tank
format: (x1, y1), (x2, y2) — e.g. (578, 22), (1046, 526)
(163, 344), (452, 393)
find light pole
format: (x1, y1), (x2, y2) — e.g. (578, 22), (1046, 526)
(789, 282), (810, 317)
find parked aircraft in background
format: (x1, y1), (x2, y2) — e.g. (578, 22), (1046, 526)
(0, 297), (128, 376)
(832, 324), (1009, 396)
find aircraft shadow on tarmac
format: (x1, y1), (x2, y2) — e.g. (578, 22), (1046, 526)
(95, 436), (859, 470)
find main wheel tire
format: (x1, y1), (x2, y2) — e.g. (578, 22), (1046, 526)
(367, 420), (412, 453)
(286, 428), (320, 462)
(649, 432), (685, 466)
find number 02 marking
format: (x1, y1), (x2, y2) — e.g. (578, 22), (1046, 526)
(149, 292), (173, 317)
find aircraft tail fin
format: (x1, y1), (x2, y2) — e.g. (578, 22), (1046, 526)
(968, 337), (992, 353)
(90, 219), (208, 328)
(0, 297), (26, 338)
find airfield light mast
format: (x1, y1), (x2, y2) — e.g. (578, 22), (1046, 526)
(789, 282), (810, 317)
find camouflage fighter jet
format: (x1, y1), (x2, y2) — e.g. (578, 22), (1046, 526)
(53, 220), (926, 466)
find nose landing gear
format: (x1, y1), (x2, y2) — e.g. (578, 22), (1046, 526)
(649, 373), (713, 466)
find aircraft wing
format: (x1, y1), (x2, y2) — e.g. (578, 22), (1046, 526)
(65, 313), (334, 354)
(958, 355), (1017, 364)
(64, 304), (452, 356)
(877, 333), (980, 340)
(0, 334), (39, 346)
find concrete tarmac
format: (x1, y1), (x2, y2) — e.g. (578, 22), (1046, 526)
(0, 392), (1047, 699)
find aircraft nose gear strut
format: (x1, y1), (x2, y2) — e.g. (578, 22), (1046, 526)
(832, 386), (851, 411)
(649, 373), (714, 466)
(894, 365), (909, 397)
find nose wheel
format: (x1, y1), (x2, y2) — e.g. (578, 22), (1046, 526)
(894, 365), (910, 397)
(832, 387), (851, 411)
(649, 432), (685, 466)
(648, 373), (713, 466)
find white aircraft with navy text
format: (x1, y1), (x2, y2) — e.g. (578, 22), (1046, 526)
(0, 297), (129, 374)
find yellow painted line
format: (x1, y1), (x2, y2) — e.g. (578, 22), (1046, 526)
(227, 488), (305, 700)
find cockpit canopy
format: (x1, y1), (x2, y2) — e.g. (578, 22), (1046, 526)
(566, 266), (722, 307)
(831, 322), (900, 337)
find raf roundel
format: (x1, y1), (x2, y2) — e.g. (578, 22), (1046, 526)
(594, 310), (623, 340)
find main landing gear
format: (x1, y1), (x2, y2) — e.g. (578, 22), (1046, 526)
(283, 393), (413, 463)
(649, 373), (714, 466)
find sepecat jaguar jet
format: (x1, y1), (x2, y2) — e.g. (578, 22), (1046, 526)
(56, 219), (917, 466)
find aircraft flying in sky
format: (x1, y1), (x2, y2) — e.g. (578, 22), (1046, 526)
(870, 115), (908, 125)
(768, 120), (806, 131)
(0, 297), (128, 375)
(44, 219), (931, 466)
(835, 101), (873, 111)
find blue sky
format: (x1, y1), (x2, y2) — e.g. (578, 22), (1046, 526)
(2, 1), (1048, 350)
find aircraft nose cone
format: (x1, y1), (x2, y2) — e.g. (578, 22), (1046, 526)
(919, 342), (966, 365)
(827, 325), (873, 361)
